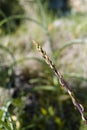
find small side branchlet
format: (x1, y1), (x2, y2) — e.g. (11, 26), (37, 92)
(32, 40), (87, 124)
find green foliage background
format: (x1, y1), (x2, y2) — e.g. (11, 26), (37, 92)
(0, 0), (87, 130)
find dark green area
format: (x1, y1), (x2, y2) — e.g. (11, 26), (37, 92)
(0, 0), (24, 33)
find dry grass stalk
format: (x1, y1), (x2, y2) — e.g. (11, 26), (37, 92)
(33, 40), (87, 124)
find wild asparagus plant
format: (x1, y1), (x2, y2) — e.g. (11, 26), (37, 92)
(33, 40), (87, 124)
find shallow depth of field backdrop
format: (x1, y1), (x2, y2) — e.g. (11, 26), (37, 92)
(0, 0), (87, 130)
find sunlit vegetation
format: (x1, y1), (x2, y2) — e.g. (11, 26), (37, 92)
(0, 0), (87, 130)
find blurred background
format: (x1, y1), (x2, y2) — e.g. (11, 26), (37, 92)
(0, 0), (87, 130)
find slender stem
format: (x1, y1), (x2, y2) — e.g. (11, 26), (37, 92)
(0, 15), (46, 31)
(57, 38), (87, 58)
(33, 40), (87, 124)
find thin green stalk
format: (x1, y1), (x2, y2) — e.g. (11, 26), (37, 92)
(36, 0), (55, 61)
(36, 0), (47, 28)
(0, 14), (46, 31)
(64, 73), (87, 82)
(0, 44), (15, 63)
(0, 100), (15, 130)
(0, 10), (11, 33)
(0, 120), (11, 130)
(57, 38), (87, 57)
(9, 56), (47, 69)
